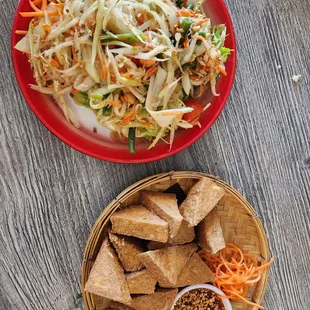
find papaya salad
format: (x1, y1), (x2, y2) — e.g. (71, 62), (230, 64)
(15, 0), (231, 153)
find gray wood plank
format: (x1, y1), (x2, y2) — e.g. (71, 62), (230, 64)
(0, 0), (309, 309)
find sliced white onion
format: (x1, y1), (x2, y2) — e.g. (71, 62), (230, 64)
(74, 75), (95, 91)
(14, 36), (29, 53)
(182, 72), (191, 95)
(148, 108), (193, 128)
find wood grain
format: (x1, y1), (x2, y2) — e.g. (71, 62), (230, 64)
(0, 0), (309, 309)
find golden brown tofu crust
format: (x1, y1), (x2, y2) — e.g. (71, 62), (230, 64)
(197, 208), (226, 254)
(84, 238), (131, 304)
(180, 178), (225, 227)
(109, 232), (145, 272)
(111, 205), (169, 242)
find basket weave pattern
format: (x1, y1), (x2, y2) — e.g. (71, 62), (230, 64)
(81, 172), (271, 310)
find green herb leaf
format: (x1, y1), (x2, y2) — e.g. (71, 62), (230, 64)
(220, 47), (231, 62)
(73, 92), (90, 108)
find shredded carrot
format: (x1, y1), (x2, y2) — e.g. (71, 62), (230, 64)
(162, 111), (183, 117)
(120, 95), (126, 103)
(32, 20), (39, 26)
(187, 9), (196, 16)
(122, 72), (132, 79)
(15, 30), (28, 35)
(50, 17), (59, 23)
(50, 59), (60, 68)
(199, 243), (274, 310)
(101, 64), (108, 80)
(203, 63), (209, 72)
(29, 0), (41, 12)
(72, 88), (80, 95)
(107, 100), (122, 109)
(184, 36), (189, 48)
(225, 291), (264, 309)
(20, 11), (60, 17)
(140, 59), (156, 67)
(216, 65), (227, 76)
(195, 18), (210, 26)
(32, 0), (41, 5)
(177, 9), (190, 16)
(136, 10), (147, 25)
(122, 108), (136, 125)
(51, 2), (65, 8)
(42, 24), (52, 33)
(119, 67), (127, 74)
(141, 120), (151, 127)
(177, 8), (196, 17)
(145, 66), (158, 79)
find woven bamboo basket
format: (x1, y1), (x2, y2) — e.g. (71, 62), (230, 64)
(81, 171), (271, 310)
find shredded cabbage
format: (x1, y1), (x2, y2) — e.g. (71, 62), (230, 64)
(15, 0), (230, 151)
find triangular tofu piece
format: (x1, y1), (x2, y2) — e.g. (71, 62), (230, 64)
(147, 219), (195, 250)
(111, 205), (169, 242)
(160, 253), (216, 288)
(180, 178), (225, 226)
(110, 302), (133, 310)
(140, 191), (183, 238)
(170, 219), (195, 244)
(109, 232), (145, 272)
(197, 208), (226, 254)
(126, 269), (157, 294)
(111, 289), (178, 310)
(84, 238), (131, 304)
(137, 243), (197, 286)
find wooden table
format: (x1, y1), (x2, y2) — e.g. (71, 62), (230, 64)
(1, 0), (309, 309)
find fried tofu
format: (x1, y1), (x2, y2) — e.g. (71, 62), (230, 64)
(110, 302), (134, 310)
(180, 178), (225, 226)
(197, 208), (226, 254)
(147, 219), (195, 250)
(126, 269), (157, 294)
(170, 219), (195, 243)
(159, 253), (216, 288)
(111, 289), (178, 310)
(109, 232), (145, 272)
(84, 237), (131, 304)
(137, 243), (197, 287)
(140, 191), (183, 238)
(110, 205), (169, 242)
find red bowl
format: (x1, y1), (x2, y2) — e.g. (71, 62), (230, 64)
(11, 0), (236, 163)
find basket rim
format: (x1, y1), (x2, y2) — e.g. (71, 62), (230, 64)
(81, 171), (271, 310)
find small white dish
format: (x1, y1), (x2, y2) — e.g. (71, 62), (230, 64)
(170, 284), (233, 310)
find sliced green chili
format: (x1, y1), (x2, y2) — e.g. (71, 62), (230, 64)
(102, 106), (112, 116)
(128, 127), (136, 154)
